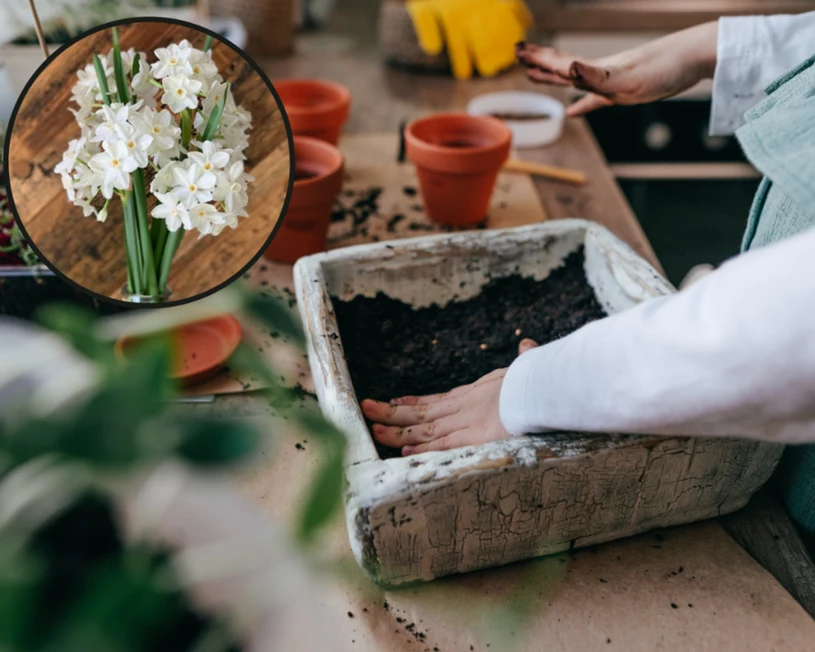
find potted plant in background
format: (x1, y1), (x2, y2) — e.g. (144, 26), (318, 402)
(54, 26), (253, 303)
(0, 284), (346, 650)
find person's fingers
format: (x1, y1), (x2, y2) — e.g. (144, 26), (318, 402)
(373, 414), (464, 447)
(569, 60), (616, 97)
(566, 93), (613, 117)
(516, 44), (580, 79)
(518, 338), (539, 355)
(402, 429), (477, 455)
(525, 68), (571, 86)
(360, 398), (458, 426)
(388, 381), (475, 407)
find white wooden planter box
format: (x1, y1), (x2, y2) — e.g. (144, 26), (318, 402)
(293, 219), (783, 586)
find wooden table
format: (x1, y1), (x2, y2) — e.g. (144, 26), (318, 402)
(193, 27), (815, 651)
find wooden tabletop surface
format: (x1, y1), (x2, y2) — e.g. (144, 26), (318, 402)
(7, 21), (289, 302)
(187, 14), (815, 647)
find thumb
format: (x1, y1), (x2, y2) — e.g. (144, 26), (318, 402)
(518, 338), (539, 355)
(570, 60), (616, 97)
(566, 93), (613, 117)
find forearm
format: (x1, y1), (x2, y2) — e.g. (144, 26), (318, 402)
(499, 227), (815, 443)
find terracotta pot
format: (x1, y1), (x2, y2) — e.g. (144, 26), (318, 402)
(264, 136), (344, 263)
(405, 113), (511, 226)
(274, 80), (351, 145)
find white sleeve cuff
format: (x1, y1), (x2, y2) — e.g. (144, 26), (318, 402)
(499, 346), (553, 436)
(710, 16), (768, 136)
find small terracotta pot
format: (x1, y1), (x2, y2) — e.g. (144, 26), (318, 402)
(264, 136), (344, 263)
(275, 80), (351, 145)
(405, 113), (512, 226)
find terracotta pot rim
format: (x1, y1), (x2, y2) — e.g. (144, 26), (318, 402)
(405, 112), (512, 156)
(292, 135), (344, 189)
(275, 79), (351, 119)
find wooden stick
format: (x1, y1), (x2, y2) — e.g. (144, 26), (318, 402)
(198, 0), (211, 24)
(27, 0), (50, 59)
(503, 158), (586, 185)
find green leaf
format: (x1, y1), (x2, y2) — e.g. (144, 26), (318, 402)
(111, 26), (130, 104)
(131, 52), (140, 79)
(203, 34), (213, 52)
(201, 82), (230, 142)
(294, 408), (347, 446)
(174, 418), (260, 467)
(297, 447), (344, 543)
(35, 302), (108, 361)
(93, 54), (112, 106)
(243, 293), (305, 347)
(6, 337), (176, 468)
(0, 543), (43, 649)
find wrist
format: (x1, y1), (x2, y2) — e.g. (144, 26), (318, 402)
(689, 20), (719, 80)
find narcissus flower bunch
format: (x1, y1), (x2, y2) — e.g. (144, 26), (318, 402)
(54, 27), (253, 301)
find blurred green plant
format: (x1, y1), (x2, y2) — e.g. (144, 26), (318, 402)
(0, 285), (347, 650)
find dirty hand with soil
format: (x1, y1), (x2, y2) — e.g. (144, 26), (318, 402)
(362, 339), (537, 455)
(515, 21), (718, 116)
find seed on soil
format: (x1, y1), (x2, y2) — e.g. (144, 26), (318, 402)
(515, 328), (522, 336)
(479, 343), (487, 350)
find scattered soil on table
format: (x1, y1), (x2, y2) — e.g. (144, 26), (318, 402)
(333, 248), (606, 457)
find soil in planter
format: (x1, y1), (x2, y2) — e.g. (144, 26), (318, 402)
(333, 248), (607, 457)
(0, 275), (124, 320)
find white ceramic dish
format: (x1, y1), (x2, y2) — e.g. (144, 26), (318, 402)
(294, 219), (783, 586)
(467, 91), (565, 148)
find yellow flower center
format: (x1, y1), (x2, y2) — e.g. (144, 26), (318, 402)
(153, 126), (161, 134)
(204, 163), (212, 170)
(188, 184), (197, 192)
(176, 89), (184, 96)
(169, 58), (178, 65)
(111, 159), (119, 167)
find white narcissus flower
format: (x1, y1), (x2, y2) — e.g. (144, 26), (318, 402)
(150, 161), (179, 195)
(132, 107), (181, 155)
(214, 161), (253, 212)
(89, 141), (138, 199)
(189, 203), (224, 237)
(162, 75), (203, 113)
(152, 192), (193, 232)
(118, 125), (153, 169)
(189, 48), (220, 89)
(187, 141), (230, 174)
(94, 102), (141, 143)
(54, 137), (87, 176)
(151, 41), (194, 79)
(171, 164), (217, 208)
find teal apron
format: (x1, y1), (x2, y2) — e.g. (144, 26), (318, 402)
(735, 53), (815, 534)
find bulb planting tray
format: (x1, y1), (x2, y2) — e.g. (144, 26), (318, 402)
(293, 219), (783, 586)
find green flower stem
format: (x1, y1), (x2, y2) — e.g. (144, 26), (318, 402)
(203, 34), (213, 52)
(158, 229), (184, 292)
(111, 26), (130, 104)
(131, 171), (159, 296)
(202, 82), (229, 141)
(152, 219), (169, 266)
(121, 193), (142, 295)
(180, 109), (193, 149)
(92, 54), (112, 106)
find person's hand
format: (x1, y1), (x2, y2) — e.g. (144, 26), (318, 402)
(361, 338), (538, 456)
(516, 21), (719, 117)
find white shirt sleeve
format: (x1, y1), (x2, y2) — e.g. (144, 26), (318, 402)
(498, 226), (815, 444)
(710, 12), (815, 136)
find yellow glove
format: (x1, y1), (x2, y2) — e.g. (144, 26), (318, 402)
(407, 0), (533, 80)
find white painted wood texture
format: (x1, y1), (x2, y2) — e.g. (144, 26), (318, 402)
(293, 219), (784, 586)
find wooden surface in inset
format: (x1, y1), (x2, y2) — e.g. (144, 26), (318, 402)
(8, 21), (290, 302)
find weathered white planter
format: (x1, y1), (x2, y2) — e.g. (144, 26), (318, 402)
(293, 219), (783, 586)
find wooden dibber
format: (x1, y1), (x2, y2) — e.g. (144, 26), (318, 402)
(503, 158), (586, 185)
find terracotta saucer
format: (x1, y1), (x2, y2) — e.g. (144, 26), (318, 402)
(115, 314), (243, 387)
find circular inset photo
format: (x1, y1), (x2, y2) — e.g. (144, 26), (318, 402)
(5, 18), (292, 306)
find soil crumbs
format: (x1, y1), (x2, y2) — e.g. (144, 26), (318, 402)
(333, 248), (606, 457)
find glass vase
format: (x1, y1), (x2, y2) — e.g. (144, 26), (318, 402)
(121, 285), (172, 304)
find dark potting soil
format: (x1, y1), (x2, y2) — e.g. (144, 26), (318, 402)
(0, 275), (123, 320)
(332, 248), (606, 456)
(27, 493), (242, 651)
